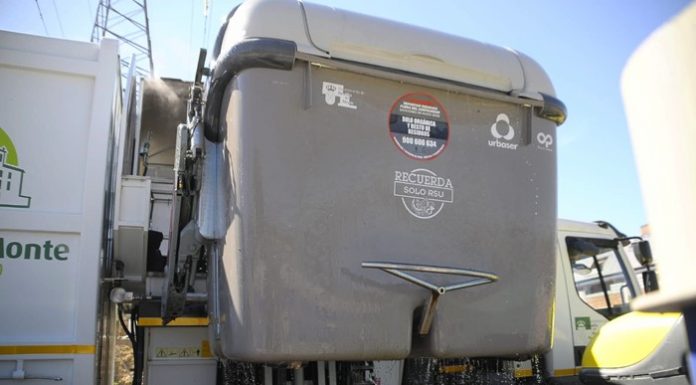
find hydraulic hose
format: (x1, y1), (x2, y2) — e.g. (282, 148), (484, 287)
(203, 38), (297, 142)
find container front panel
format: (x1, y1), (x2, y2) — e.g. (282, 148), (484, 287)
(216, 62), (556, 360)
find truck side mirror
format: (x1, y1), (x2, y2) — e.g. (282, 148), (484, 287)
(642, 270), (659, 293)
(632, 240), (653, 266)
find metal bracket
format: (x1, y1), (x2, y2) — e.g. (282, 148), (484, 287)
(1, 360), (63, 381)
(361, 261), (498, 335)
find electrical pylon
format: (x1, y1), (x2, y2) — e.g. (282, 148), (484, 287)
(91, 0), (154, 78)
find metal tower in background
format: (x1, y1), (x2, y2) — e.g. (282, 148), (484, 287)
(91, 0), (154, 78)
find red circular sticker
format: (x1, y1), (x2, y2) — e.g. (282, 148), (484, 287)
(388, 93), (450, 160)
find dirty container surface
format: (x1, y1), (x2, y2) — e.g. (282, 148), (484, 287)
(207, 0), (562, 362)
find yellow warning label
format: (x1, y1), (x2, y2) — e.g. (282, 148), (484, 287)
(155, 347), (202, 359)
(154, 340), (214, 360)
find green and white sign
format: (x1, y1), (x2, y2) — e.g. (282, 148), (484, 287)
(0, 127), (31, 208)
(0, 237), (70, 261)
(575, 316), (591, 330)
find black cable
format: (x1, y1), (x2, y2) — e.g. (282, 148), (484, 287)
(130, 305), (145, 385)
(117, 303), (143, 385)
(593, 254), (614, 317)
(188, 0), (194, 59)
(33, 0), (50, 35)
(133, 325), (145, 385)
(85, 0), (93, 20)
(50, 0), (65, 37)
(117, 304), (135, 346)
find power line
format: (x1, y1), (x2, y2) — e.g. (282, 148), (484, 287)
(188, 0), (194, 59)
(85, 0), (94, 39)
(86, 0), (93, 18)
(91, 0), (154, 78)
(33, 0), (49, 35)
(202, 0), (210, 48)
(51, 0), (65, 37)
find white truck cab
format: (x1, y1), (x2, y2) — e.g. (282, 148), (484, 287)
(539, 219), (646, 383)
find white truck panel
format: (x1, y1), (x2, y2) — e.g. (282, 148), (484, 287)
(0, 30), (119, 384)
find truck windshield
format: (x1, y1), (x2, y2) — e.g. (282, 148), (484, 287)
(567, 237), (635, 319)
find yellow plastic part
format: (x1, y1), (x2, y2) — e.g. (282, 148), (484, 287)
(554, 368), (579, 377)
(514, 368), (532, 378)
(582, 311), (681, 369)
(549, 298), (556, 349)
(200, 340), (213, 358)
(0, 345), (95, 355)
(137, 317), (209, 327)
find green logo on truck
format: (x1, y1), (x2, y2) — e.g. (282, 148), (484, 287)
(0, 127), (31, 208)
(0, 238), (69, 261)
(575, 316), (592, 330)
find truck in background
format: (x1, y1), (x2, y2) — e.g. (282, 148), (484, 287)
(515, 219), (653, 384)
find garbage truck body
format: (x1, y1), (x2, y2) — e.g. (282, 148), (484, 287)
(0, 31), (120, 383)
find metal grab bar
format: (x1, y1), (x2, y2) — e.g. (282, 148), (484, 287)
(361, 261), (499, 335)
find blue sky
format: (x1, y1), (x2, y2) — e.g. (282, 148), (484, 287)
(1, 0), (691, 235)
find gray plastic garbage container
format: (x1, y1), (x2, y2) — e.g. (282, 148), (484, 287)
(204, 0), (566, 362)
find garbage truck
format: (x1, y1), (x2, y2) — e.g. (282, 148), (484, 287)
(0, 0), (569, 383)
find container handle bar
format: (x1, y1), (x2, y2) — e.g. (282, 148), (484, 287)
(361, 261), (498, 335)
